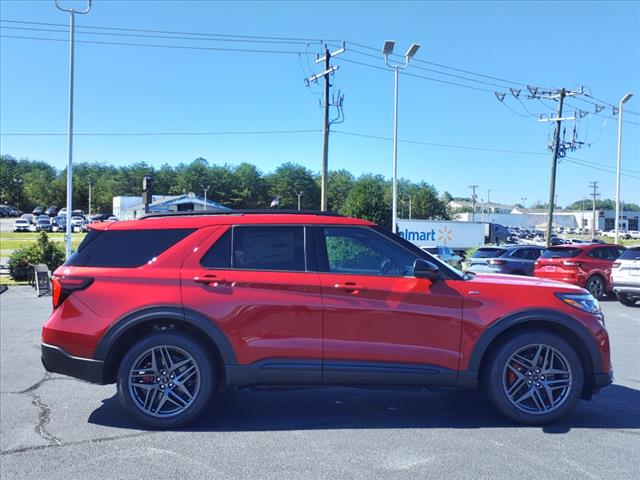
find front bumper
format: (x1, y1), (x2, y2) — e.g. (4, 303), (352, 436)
(41, 342), (106, 384)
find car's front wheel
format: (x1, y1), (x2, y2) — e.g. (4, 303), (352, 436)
(117, 332), (215, 429)
(483, 330), (583, 425)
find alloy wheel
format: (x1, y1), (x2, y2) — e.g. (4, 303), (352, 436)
(502, 343), (572, 415)
(586, 277), (604, 299)
(128, 345), (201, 418)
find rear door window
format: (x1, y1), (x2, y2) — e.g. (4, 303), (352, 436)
(233, 226), (305, 272)
(66, 229), (195, 267)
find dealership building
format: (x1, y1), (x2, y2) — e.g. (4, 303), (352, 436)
(113, 193), (228, 220)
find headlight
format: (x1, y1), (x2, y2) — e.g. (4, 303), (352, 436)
(556, 293), (600, 314)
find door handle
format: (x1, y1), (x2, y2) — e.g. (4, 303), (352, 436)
(334, 282), (366, 292)
(194, 275), (227, 286)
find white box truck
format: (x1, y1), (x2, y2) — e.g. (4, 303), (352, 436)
(396, 219), (510, 251)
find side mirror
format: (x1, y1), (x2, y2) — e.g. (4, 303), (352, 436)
(413, 259), (440, 280)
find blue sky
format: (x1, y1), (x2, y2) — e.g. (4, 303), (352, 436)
(1, 0), (639, 207)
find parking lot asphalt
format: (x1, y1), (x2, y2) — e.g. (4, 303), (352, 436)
(0, 286), (638, 480)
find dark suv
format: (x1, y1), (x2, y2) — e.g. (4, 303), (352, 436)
(42, 211), (612, 429)
(467, 245), (544, 276)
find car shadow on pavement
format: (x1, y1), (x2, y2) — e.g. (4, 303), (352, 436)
(88, 383), (640, 433)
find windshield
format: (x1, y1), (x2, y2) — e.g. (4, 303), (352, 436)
(540, 247), (581, 259)
(473, 248), (507, 259)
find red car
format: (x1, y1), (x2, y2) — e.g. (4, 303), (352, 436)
(534, 244), (625, 299)
(42, 211), (612, 428)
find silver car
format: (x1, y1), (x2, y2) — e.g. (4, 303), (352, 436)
(420, 245), (462, 268)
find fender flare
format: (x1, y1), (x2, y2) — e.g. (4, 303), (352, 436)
(466, 308), (605, 375)
(93, 306), (237, 365)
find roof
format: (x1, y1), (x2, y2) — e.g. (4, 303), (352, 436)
(90, 210), (374, 231)
(127, 193), (229, 212)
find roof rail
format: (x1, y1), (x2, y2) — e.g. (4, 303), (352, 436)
(139, 209), (344, 220)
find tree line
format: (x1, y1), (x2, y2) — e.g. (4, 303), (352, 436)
(0, 154), (453, 228)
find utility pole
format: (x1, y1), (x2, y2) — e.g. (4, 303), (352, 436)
(542, 88), (566, 247)
(469, 185), (478, 221)
(88, 180), (92, 217)
(306, 43), (345, 211)
(589, 181), (600, 238)
(296, 191), (303, 211)
(408, 196), (412, 220)
(55, 0), (92, 259)
(200, 185), (210, 211)
(581, 198), (585, 231)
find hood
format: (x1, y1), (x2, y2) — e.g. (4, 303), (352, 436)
(467, 272), (587, 293)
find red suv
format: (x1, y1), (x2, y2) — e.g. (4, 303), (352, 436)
(42, 211), (612, 428)
(534, 244), (625, 299)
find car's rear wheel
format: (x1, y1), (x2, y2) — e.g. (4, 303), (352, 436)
(117, 332), (215, 429)
(483, 330), (583, 425)
(585, 275), (605, 300)
(617, 293), (637, 306)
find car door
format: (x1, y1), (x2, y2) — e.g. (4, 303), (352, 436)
(181, 224), (323, 384)
(315, 226), (463, 386)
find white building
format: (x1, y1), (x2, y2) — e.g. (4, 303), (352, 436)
(453, 206), (639, 231)
(113, 193), (228, 220)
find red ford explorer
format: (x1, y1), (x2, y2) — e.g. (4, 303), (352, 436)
(42, 211), (612, 428)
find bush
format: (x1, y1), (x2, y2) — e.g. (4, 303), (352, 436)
(8, 232), (66, 281)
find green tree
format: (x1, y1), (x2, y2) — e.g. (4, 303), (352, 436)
(265, 162), (320, 209)
(229, 163), (268, 208)
(341, 174), (390, 228)
(326, 169), (354, 213)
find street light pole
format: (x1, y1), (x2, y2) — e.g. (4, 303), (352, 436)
(615, 92), (633, 244)
(200, 185), (210, 211)
(383, 41), (420, 233)
(55, 0), (91, 259)
(296, 191), (303, 210)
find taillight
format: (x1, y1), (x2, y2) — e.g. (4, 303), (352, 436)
(488, 259), (507, 265)
(534, 260), (540, 267)
(562, 260), (581, 268)
(51, 275), (93, 309)
(612, 262), (621, 269)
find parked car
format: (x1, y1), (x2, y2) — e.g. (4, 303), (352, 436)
(107, 216), (118, 221)
(13, 218), (31, 232)
(58, 207), (68, 216)
(534, 244), (625, 299)
(35, 218), (53, 232)
(629, 231), (640, 240)
(589, 238), (607, 244)
(42, 210), (612, 428)
(32, 206), (44, 216)
(81, 219), (91, 232)
(20, 213), (34, 224)
(611, 246), (640, 306)
(71, 215), (85, 228)
(1, 205), (21, 217)
(52, 215), (66, 229)
(90, 213), (111, 222)
(46, 206), (58, 217)
(420, 245), (462, 268)
(467, 245), (544, 276)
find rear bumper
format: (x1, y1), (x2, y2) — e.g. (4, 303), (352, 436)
(612, 283), (640, 297)
(41, 342), (107, 384)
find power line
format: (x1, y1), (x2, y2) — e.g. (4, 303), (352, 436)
(0, 18), (338, 43)
(0, 24), (319, 46)
(3, 127), (637, 177)
(0, 34), (315, 55)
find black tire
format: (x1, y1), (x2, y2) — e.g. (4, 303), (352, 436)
(617, 293), (637, 306)
(483, 330), (583, 425)
(585, 275), (606, 300)
(117, 331), (215, 429)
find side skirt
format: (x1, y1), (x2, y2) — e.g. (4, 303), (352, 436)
(226, 359), (465, 388)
